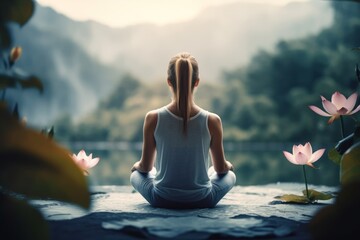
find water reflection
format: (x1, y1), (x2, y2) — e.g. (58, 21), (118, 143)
(63, 142), (340, 187)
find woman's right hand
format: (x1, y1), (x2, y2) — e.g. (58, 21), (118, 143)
(131, 161), (140, 172)
(208, 113), (233, 174)
(226, 161), (234, 171)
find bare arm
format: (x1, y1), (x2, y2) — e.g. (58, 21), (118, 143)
(131, 111), (157, 173)
(208, 113), (234, 174)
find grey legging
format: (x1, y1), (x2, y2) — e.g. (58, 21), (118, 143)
(130, 166), (236, 209)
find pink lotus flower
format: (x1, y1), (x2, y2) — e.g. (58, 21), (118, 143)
(309, 91), (360, 124)
(283, 142), (325, 168)
(71, 150), (100, 175)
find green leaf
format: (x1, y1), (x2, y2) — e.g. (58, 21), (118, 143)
(0, 106), (90, 209)
(274, 194), (310, 204)
(0, 0), (35, 26)
(341, 142), (360, 185)
(0, 192), (50, 240)
(328, 148), (341, 165)
(303, 189), (334, 201)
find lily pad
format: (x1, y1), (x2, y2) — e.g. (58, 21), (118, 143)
(303, 189), (333, 201)
(275, 189), (333, 204)
(274, 194), (310, 204)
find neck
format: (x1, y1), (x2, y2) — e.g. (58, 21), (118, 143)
(167, 99), (200, 116)
(169, 98), (195, 107)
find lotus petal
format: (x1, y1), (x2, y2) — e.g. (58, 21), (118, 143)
(331, 92), (347, 109)
(322, 99), (338, 114)
(295, 152), (308, 165)
(310, 149), (326, 163)
(303, 142), (312, 159)
(337, 107), (348, 115)
(86, 157), (100, 168)
(350, 104), (360, 115)
(308, 98), (331, 116)
(345, 93), (358, 113)
(283, 151), (297, 164)
(293, 145), (299, 156)
(78, 150), (87, 159)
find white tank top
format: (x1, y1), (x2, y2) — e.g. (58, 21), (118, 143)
(154, 106), (212, 202)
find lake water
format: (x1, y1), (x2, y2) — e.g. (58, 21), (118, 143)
(64, 141), (340, 187)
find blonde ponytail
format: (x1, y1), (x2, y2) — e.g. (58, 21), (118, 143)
(167, 52), (199, 134)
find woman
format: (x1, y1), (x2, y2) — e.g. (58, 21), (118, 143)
(130, 52), (236, 209)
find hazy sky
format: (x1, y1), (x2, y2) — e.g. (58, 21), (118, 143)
(36, 0), (311, 28)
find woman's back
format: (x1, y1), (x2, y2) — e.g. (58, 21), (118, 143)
(154, 107), (212, 202)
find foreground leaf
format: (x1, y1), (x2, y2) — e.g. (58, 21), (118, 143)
(309, 180), (360, 239)
(341, 142), (360, 185)
(0, 192), (49, 240)
(0, 106), (90, 209)
(0, 0), (35, 27)
(274, 194), (310, 204)
(328, 148), (341, 165)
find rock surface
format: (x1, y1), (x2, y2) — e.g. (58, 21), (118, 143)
(32, 183), (337, 239)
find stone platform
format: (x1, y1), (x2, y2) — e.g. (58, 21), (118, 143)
(32, 183), (337, 239)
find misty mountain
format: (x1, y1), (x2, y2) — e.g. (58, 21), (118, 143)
(29, 1), (333, 82)
(25, 1), (334, 82)
(8, 20), (121, 127)
(7, 1), (333, 126)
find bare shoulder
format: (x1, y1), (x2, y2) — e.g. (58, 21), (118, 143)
(208, 112), (222, 125)
(207, 112), (222, 133)
(145, 109), (158, 119)
(144, 109), (158, 127)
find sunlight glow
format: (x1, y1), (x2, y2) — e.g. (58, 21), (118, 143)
(35, 0), (311, 28)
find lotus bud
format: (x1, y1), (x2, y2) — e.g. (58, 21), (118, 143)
(9, 46), (22, 67)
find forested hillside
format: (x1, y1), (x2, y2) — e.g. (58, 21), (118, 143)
(217, 1), (360, 144)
